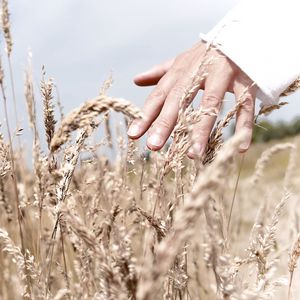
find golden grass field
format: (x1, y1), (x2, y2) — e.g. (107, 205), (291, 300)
(0, 1), (300, 299)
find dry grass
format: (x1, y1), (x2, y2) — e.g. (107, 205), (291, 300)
(1, 2), (300, 300)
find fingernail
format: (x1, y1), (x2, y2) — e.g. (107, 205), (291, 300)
(127, 124), (141, 137)
(239, 142), (249, 152)
(188, 143), (204, 156)
(148, 133), (163, 148)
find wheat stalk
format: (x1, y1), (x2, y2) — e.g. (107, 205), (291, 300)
(1, 0), (21, 142)
(50, 95), (142, 151)
(288, 233), (300, 300)
(41, 68), (56, 150)
(137, 131), (246, 300)
(251, 143), (295, 184)
(1, 0), (12, 56)
(281, 78), (300, 97)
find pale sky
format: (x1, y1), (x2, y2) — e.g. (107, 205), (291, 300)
(1, 0), (299, 148)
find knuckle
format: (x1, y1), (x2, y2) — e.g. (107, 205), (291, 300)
(192, 123), (211, 139)
(170, 84), (186, 99)
(242, 120), (253, 130)
(149, 87), (167, 100)
(201, 93), (221, 110)
(154, 116), (172, 131)
(173, 67), (185, 78)
(240, 96), (254, 112)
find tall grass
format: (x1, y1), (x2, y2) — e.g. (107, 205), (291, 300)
(0, 1), (300, 300)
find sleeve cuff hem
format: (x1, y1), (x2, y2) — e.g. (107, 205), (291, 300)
(200, 33), (280, 107)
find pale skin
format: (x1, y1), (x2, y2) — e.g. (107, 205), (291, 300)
(127, 41), (258, 158)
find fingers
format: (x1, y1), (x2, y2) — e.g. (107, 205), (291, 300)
(134, 59), (174, 86)
(133, 42), (204, 87)
(234, 77), (257, 153)
(144, 48), (207, 151)
(128, 53), (198, 141)
(129, 42), (252, 157)
(146, 71), (202, 150)
(127, 70), (183, 140)
(187, 61), (235, 159)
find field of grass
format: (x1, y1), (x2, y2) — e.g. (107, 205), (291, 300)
(0, 1), (300, 299)
(1, 106), (300, 300)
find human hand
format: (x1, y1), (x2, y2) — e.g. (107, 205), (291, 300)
(127, 41), (257, 158)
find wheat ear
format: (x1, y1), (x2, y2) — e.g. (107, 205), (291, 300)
(50, 95), (142, 151)
(288, 233), (300, 300)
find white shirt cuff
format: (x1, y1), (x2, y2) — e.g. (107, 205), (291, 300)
(200, 0), (300, 106)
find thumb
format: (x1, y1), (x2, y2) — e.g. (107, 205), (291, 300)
(134, 59), (174, 86)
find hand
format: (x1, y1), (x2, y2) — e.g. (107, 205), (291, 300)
(127, 41), (257, 158)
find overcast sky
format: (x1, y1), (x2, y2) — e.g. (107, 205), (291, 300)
(1, 0), (299, 148)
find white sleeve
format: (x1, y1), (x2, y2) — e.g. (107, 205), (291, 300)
(200, 0), (300, 106)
